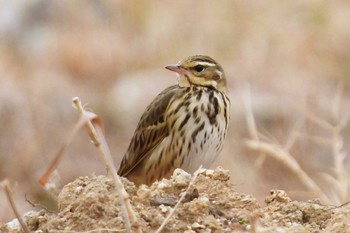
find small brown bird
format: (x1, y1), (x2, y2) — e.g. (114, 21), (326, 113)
(118, 55), (230, 186)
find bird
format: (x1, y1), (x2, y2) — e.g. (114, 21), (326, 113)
(118, 55), (230, 186)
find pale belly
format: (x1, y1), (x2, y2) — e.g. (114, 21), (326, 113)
(180, 110), (228, 173)
(150, 88), (229, 175)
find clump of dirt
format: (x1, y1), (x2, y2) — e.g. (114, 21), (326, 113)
(1, 167), (349, 232)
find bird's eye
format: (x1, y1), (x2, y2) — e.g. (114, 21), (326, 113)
(194, 65), (205, 72)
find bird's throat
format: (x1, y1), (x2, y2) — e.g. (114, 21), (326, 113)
(178, 74), (192, 88)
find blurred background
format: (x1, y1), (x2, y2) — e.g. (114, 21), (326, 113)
(1, 0), (349, 222)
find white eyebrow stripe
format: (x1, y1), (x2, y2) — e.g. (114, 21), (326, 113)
(196, 61), (216, 67)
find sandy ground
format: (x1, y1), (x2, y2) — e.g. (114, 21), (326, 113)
(1, 167), (349, 233)
(1, 1), (350, 223)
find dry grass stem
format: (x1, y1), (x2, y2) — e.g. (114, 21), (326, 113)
(243, 85), (267, 168)
(297, 87), (349, 204)
(243, 84), (259, 141)
(245, 140), (329, 202)
(330, 101), (348, 203)
(72, 98), (109, 171)
(25, 193), (55, 213)
(257, 131), (280, 145)
(326, 86), (349, 204)
(39, 112), (92, 186)
(283, 120), (303, 152)
(72, 97), (142, 233)
(290, 99), (334, 132)
(155, 165), (203, 233)
(72, 99), (101, 147)
(245, 84), (349, 204)
(1, 179), (30, 233)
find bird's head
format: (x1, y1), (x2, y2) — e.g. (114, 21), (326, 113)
(166, 55), (227, 93)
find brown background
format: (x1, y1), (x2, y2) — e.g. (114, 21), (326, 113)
(1, 0), (349, 222)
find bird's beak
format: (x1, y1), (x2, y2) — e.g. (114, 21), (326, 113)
(165, 64), (187, 75)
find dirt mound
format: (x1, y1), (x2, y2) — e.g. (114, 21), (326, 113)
(2, 167), (349, 232)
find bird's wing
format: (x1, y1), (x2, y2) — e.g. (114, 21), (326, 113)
(118, 85), (182, 177)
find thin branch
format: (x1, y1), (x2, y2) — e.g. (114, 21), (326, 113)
(1, 179), (30, 233)
(243, 84), (259, 141)
(72, 98), (109, 171)
(155, 165), (202, 233)
(328, 199), (350, 210)
(72, 97), (142, 233)
(245, 140), (330, 203)
(290, 99), (334, 132)
(39, 114), (89, 186)
(329, 85), (349, 203)
(243, 84), (268, 167)
(25, 193), (55, 213)
(283, 120), (303, 152)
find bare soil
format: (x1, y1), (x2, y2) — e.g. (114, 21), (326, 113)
(1, 167), (349, 232)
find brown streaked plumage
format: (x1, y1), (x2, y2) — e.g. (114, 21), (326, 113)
(118, 55), (230, 186)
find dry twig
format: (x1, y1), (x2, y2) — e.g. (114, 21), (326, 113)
(1, 179), (30, 233)
(25, 193), (55, 213)
(243, 85), (266, 168)
(72, 97), (142, 233)
(39, 112), (91, 186)
(155, 165), (203, 233)
(245, 139), (326, 200)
